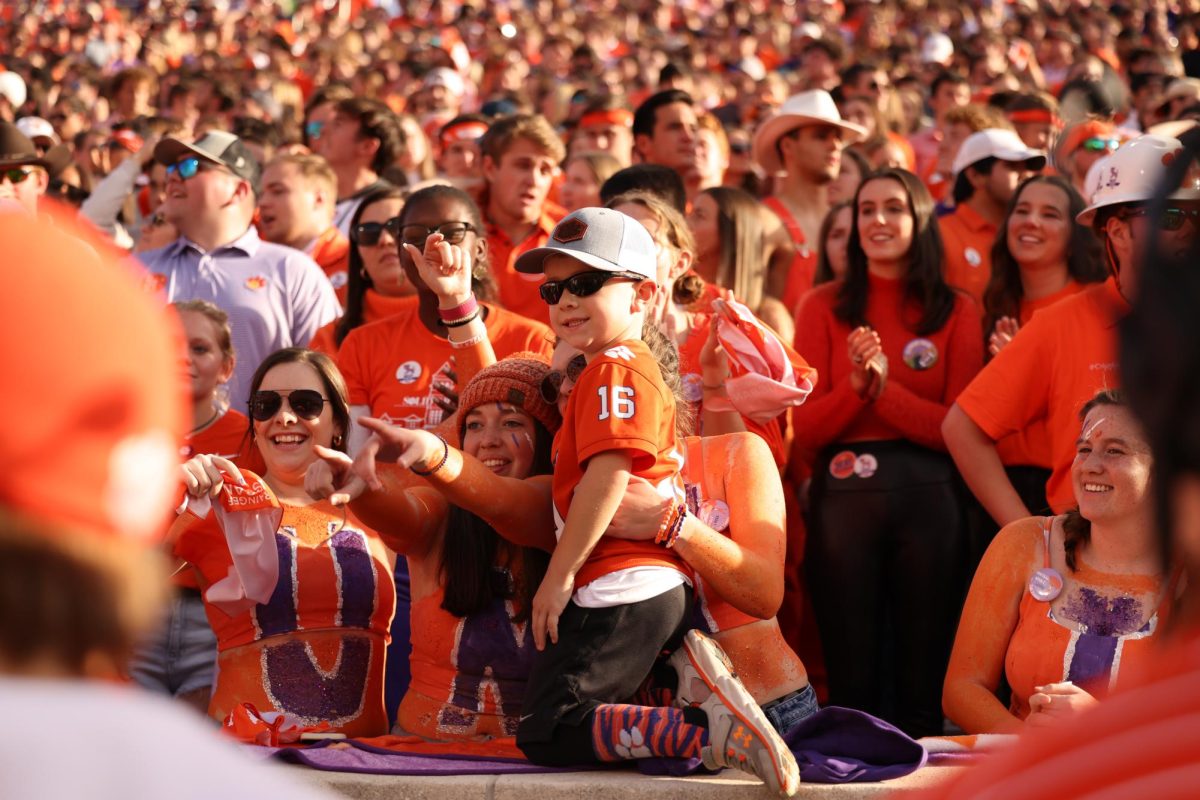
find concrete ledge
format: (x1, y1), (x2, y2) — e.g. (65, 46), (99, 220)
(291, 764), (964, 800)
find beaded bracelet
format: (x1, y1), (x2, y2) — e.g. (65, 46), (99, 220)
(438, 295), (478, 323)
(654, 502), (687, 548)
(443, 310), (481, 328)
(411, 434), (449, 476)
(662, 504), (687, 548)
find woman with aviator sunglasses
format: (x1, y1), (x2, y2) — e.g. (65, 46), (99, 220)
(308, 186), (415, 356)
(171, 348), (397, 737)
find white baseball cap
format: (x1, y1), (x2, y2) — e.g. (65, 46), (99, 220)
(515, 207), (657, 281)
(952, 128), (1047, 177)
(16, 116), (58, 146)
(921, 33), (954, 66)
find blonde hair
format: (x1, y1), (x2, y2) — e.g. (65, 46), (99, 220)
(604, 190), (701, 305)
(172, 299), (235, 364)
(480, 113), (567, 164)
(566, 151), (622, 186)
(264, 152), (337, 200)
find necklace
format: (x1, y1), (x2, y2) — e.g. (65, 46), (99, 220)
(189, 407), (221, 437)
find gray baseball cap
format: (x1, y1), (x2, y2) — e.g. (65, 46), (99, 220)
(515, 207), (657, 280)
(154, 130), (262, 194)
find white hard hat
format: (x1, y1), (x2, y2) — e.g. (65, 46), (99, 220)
(1077, 134), (1200, 225)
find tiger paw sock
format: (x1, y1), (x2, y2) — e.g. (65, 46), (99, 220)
(590, 703), (708, 762)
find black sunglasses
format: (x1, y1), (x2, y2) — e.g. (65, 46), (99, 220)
(249, 389), (329, 421)
(398, 221), (476, 246)
(1122, 206), (1200, 232)
(539, 354), (587, 404)
(538, 270), (645, 305)
(351, 216), (403, 247)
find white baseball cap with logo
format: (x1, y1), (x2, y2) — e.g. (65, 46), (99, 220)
(952, 128), (1048, 177)
(1077, 134), (1200, 225)
(514, 207), (657, 281)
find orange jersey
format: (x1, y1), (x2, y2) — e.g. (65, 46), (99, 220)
(938, 203), (997, 305)
(483, 204), (565, 325)
(763, 196), (818, 313)
(174, 489), (395, 737)
(401, 558), (538, 741)
(993, 280), (1086, 467)
(309, 226), (351, 306)
(308, 292), (419, 357)
(956, 278), (1126, 512)
(337, 302), (551, 430)
(551, 339), (689, 588)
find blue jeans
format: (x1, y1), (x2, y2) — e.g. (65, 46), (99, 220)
(762, 683), (819, 738)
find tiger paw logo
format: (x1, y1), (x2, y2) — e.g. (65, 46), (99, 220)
(1163, 148), (1183, 167)
(244, 275), (268, 290)
(145, 272), (168, 294)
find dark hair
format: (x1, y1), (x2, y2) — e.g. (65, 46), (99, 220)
(1061, 390), (1129, 571)
(600, 164), (687, 212)
(397, 182), (494, 298)
(632, 89), (694, 140)
(983, 176), (1107, 345)
(931, 71), (970, 99)
(334, 97), (404, 174)
(952, 156), (997, 205)
(1120, 129), (1200, 582)
(801, 37), (844, 64)
(335, 186), (408, 348)
(699, 186), (767, 310)
(836, 168), (957, 335)
(440, 424), (552, 621)
(814, 201), (854, 286)
(245, 348), (350, 454)
(232, 115), (280, 148)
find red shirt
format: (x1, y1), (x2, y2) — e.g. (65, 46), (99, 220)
(308, 292), (418, 357)
(938, 203), (997, 305)
(308, 226), (351, 307)
(791, 275), (983, 457)
(763, 196), (818, 313)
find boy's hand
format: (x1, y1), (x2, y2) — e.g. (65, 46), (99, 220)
(531, 571), (574, 651)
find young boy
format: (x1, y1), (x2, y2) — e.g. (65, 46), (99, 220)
(512, 208), (799, 796)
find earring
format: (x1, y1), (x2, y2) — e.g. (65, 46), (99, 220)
(333, 434), (344, 447)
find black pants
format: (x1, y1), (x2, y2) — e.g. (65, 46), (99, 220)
(805, 440), (966, 738)
(516, 584), (692, 766)
(962, 465), (1051, 580)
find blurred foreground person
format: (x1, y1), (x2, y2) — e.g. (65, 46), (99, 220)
(0, 208), (333, 799)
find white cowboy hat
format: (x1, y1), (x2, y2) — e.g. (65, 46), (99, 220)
(752, 90), (868, 174)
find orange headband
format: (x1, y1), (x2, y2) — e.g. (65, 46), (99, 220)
(1007, 109), (1061, 127)
(1061, 121), (1115, 157)
(579, 109), (633, 128)
(440, 121), (488, 148)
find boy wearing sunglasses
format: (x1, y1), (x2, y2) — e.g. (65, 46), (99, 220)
(510, 208), (799, 795)
(0, 120), (70, 216)
(140, 131), (341, 415)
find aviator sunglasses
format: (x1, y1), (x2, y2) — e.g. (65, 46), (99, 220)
(1081, 137), (1120, 153)
(1, 167), (36, 184)
(1122, 206), (1200, 232)
(538, 270), (645, 305)
(166, 157), (220, 180)
(249, 389), (330, 421)
(539, 354), (587, 404)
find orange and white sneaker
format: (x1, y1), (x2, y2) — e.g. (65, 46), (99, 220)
(675, 631), (800, 797)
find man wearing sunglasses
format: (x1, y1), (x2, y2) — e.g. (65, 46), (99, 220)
(939, 128), (1047, 304)
(1056, 119), (1120, 199)
(140, 131), (340, 415)
(0, 120), (71, 216)
(945, 134), (1200, 531)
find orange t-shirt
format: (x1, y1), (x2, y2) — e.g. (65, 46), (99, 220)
(551, 339), (689, 589)
(309, 226), (351, 307)
(763, 196), (818, 313)
(308, 292), (419, 357)
(484, 204), (565, 325)
(938, 203), (997, 305)
(337, 302), (551, 430)
(791, 275), (983, 457)
(956, 278), (1127, 512)
(174, 486), (395, 736)
(993, 280), (1086, 467)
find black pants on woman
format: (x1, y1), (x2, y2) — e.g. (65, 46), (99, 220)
(805, 440), (966, 738)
